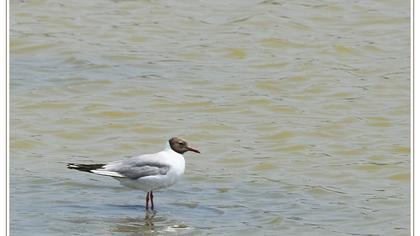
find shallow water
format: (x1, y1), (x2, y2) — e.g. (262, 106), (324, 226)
(10, 0), (410, 235)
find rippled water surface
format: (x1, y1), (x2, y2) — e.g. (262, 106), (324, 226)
(10, 0), (410, 235)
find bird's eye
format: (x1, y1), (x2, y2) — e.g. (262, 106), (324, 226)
(178, 142), (184, 145)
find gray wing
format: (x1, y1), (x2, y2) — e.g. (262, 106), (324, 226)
(110, 161), (170, 180)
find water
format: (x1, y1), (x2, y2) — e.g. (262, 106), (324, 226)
(10, 0), (410, 235)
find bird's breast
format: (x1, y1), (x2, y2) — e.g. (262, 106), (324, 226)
(169, 156), (185, 176)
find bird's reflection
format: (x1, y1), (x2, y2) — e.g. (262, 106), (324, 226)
(110, 210), (191, 235)
(110, 211), (159, 235)
(144, 210), (156, 230)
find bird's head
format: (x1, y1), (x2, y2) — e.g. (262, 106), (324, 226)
(169, 137), (200, 154)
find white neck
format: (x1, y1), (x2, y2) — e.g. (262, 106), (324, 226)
(164, 141), (174, 152)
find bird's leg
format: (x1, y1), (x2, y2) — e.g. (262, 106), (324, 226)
(150, 191), (154, 210)
(146, 192), (150, 210)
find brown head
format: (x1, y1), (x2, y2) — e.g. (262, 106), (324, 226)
(169, 137), (200, 154)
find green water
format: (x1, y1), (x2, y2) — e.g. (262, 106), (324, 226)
(11, 0), (410, 235)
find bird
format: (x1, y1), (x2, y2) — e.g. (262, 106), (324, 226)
(67, 137), (200, 210)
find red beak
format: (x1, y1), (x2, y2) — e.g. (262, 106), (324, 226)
(187, 146), (200, 153)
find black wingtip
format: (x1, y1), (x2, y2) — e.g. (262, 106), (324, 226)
(67, 163), (105, 172)
(67, 163), (77, 169)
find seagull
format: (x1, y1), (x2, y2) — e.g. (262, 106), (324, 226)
(67, 137), (200, 210)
